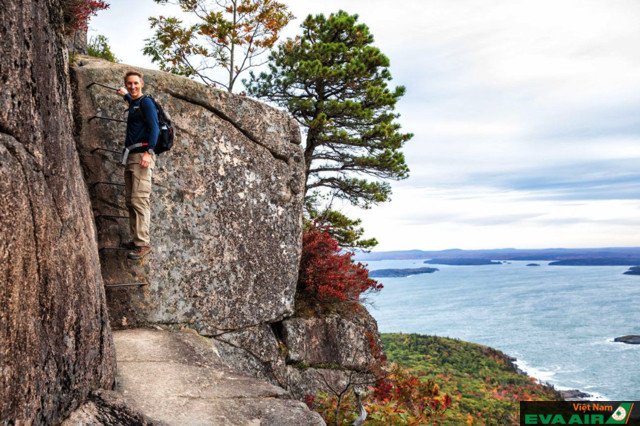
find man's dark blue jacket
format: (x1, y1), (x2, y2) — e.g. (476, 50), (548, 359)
(124, 93), (159, 154)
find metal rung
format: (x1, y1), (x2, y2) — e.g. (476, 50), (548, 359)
(92, 181), (125, 188)
(99, 246), (129, 251)
(105, 282), (148, 288)
(91, 147), (121, 155)
(95, 214), (129, 220)
(86, 82), (119, 91)
(88, 115), (126, 124)
(93, 204), (127, 212)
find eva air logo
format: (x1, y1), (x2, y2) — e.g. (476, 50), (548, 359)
(522, 402), (637, 424)
(606, 403), (633, 424)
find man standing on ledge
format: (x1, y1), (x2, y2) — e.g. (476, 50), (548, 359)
(118, 71), (158, 260)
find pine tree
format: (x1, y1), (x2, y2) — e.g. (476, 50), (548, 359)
(245, 11), (412, 249)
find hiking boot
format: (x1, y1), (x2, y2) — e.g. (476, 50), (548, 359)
(121, 241), (136, 250)
(128, 245), (152, 260)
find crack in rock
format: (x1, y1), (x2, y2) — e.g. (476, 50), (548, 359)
(167, 90), (290, 164)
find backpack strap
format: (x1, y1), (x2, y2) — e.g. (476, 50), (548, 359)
(137, 95), (150, 125)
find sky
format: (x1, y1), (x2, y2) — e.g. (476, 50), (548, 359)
(89, 0), (640, 251)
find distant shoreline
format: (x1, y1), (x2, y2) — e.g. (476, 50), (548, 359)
(356, 247), (640, 267)
(424, 258), (502, 266)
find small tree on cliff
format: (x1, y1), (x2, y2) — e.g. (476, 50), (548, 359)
(62, 0), (109, 35)
(245, 11), (412, 250)
(143, 0), (293, 93)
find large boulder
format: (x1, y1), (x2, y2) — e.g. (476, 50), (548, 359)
(71, 57), (304, 334)
(0, 2), (116, 424)
(281, 311), (383, 371)
(208, 312), (384, 399)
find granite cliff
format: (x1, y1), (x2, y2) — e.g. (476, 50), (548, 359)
(1, 1), (115, 424)
(1, 1), (382, 423)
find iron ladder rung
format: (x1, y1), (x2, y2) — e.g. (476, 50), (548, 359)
(95, 214), (129, 220)
(88, 115), (127, 124)
(86, 82), (119, 91)
(92, 181), (125, 188)
(91, 147), (121, 155)
(99, 246), (129, 251)
(105, 282), (148, 288)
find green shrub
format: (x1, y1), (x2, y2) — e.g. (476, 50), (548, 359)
(88, 34), (119, 62)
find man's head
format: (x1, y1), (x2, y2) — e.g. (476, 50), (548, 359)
(123, 71), (144, 99)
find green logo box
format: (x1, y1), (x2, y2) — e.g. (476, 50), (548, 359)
(521, 401), (638, 425)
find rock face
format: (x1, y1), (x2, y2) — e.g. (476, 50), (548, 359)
(62, 391), (157, 426)
(282, 313), (382, 370)
(0, 2), (116, 424)
(280, 311), (383, 398)
(210, 311), (383, 399)
(71, 56), (304, 334)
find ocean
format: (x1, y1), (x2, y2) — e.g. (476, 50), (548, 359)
(365, 259), (640, 400)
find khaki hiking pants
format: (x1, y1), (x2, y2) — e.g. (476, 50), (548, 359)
(124, 152), (155, 247)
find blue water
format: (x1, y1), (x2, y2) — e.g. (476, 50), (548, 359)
(366, 260), (640, 400)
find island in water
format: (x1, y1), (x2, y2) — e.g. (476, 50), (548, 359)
(527, 263), (540, 267)
(614, 335), (640, 344)
(623, 266), (640, 275)
(368, 267), (438, 278)
(549, 258), (640, 266)
(424, 258), (502, 266)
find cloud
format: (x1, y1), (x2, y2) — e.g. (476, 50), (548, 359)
(466, 157), (640, 201)
(350, 186), (640, 250)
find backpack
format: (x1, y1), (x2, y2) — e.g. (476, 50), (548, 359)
(139, 95), (174, 155)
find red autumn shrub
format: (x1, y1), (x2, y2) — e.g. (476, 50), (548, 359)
(313, 363), (452, 425)
(62, 0), (109, 35)
(367, 364), (452, 424)
(298, 224), (382, 304)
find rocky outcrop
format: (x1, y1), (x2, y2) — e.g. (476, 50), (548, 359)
(0, 2), (116, 424)
(71, 56), (304, 334)
(105, 329), (324, 425)
(560, 389), (591, 401)
(208, 312), (383, 399)
(282, 313), (382, 371)
(62, 391), (157, 426)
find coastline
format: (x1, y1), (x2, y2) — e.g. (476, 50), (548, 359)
(369, 260), (637, 401)
(510, 357), (603, 401)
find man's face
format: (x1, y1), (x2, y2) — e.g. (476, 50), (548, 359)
(125, 75), (144, 98)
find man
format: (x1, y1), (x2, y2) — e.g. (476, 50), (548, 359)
(118, 71), (159, 260)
